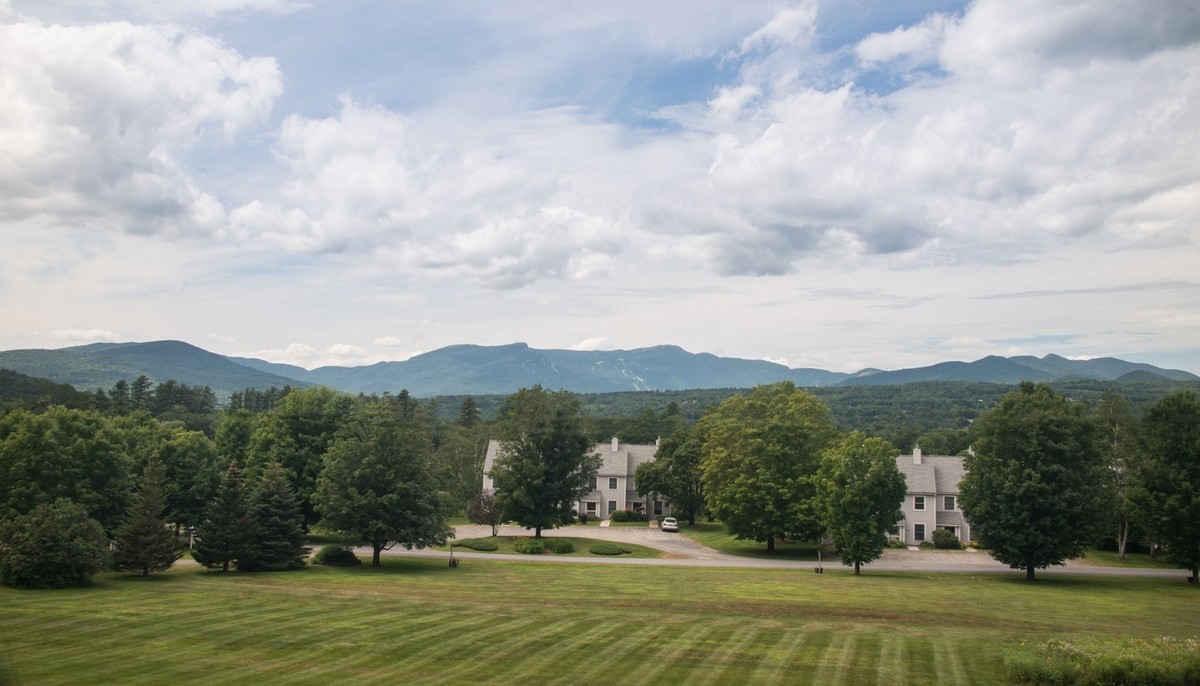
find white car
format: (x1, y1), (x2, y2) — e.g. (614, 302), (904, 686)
(660, 517), (679, 532)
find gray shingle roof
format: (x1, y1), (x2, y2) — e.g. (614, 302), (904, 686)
(483, 439), (658, 478)
(894, 454), (966, 496)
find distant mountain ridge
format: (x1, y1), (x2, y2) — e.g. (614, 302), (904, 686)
(0, 340), (1194, 399)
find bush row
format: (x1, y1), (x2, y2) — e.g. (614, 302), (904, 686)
(456, 539), (499, 552)
(588, 543), (632, 556)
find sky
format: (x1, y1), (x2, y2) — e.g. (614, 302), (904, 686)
(2, 0), (1199, 375)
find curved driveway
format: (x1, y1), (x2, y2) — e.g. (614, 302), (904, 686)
(377, 524), (1187, 579)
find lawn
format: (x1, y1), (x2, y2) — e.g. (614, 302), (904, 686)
(2, 558), (1197, 685)
(446, 535), (660, 558)
(678, 521), (824, 559)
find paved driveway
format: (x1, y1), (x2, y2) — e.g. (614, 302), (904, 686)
(385, 524), (1187, 578)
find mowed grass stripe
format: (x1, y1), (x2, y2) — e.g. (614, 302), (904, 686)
(624, 623), (725, 686)
(378, 612), (518, 680)
(420, 615), (592, 684)
(876, 634), (906, 686)
(933, 638), (968, 685)
(748, 629), (811, 685)
(691, 624), (769, 685)
(463, 615), (599, 684)
(550, 620), (638, 682)
(813, 632), (856, 684)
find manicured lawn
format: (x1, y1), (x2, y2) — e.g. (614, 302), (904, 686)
(679, 521), (824, 559)
(1078, 548), (1180, 569)
(3, 559), (1197, 685)
(447, 535), (660, 558)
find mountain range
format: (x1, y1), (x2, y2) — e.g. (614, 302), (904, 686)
(0, 340), (1195, 399)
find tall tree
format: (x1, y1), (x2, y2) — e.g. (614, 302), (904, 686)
(155, 429), (220, 533)
(1138, 390), (1200, 583)
(959, 382), (1106, 581)
(192, 463), (253, 572)
(0, 407), (132, 533)
(113, 457), (181, 577)
(314, 400), (452, 567)
(635, 424), (706, 525)
(130, 375), (152, 411)
(1093, 389), (1141, 559)
(700, 383), (837, 552)
(246, 387), (353, 531)
(0, 499), (111, 589)
(215, 408), (258, 466)
(818, 433), (907, 575)
(239, 460), (308, 572)
(490, 386), (600, 538)
(457, 396), (481, 428)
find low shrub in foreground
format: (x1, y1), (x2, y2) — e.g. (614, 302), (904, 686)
(313, 545), (361, 566)
(1003, 637), (1200, 685)
(542, 539), (575, 554)
(456, 539), (499, 552)
(512, 538), (545, 554)
(611, 510), (629, 522)
(589, 543), (632, 556)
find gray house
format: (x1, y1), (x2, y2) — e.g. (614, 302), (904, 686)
(893, 447), (972, 545)
(482, 438), (670, 519)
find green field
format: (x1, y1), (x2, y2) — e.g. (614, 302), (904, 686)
(2, 555), (1197, 685)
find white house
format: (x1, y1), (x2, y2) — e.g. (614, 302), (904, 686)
(482, 437), (670, 519)
(893, 447), (972, 545)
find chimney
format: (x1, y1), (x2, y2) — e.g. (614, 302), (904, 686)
(913, 446), (922, 465)
(612, 437), (619, 452)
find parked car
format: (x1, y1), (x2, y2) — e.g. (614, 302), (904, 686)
(660, 517), (678, 532)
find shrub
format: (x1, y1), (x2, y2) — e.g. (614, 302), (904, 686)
(886, 538), (907, 549)
(578, 512), (589, 524)
(589, 543), (632, 556)
(0, 499), (111, 589)
(918, 541), (934, 549)
(313, 545), (361, 566)
(1004, 637), (1200, 685)
(542, 538), (575, 554)
(626, 511), (648, 522)
(611, 510), (629, 522)
(455, 539), (499, 552)
(932, 529), (963, 549)
(512, 537), (545, 554)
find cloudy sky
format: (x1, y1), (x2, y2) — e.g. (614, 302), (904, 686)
(3, 0), (1199, 375)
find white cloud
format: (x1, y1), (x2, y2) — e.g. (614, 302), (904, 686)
(856, 13), (948, 66)
(569, 337), (609, 351)
(0, 20), (280, 237)
(239, 342), (390, 370)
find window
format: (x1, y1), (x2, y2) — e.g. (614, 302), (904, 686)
(608, 477), (618, 490)
(654, 500), (663, 516)
(914, 524), (926, 541)
(590, 477), (597, 491)
(632, 502), (644, 513)
(607, 500), (617, 515)
(914, 496), (926, 511)
(585, 502), (597, 513)
(944, 495), (955, 511)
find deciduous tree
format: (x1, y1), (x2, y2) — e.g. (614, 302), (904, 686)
(0, 499), (111, 589)
(700, 383), (837, 552)
(490, 386), (600, 538)
(959, 382), (1106, 581)
(818, 433), (907, 575)
(1138, 390), (1200, 583)
(314, 400), (452, 566)
(635, 425), (706, 525)
(466, 490), (503, 537)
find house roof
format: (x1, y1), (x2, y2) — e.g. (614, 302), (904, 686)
(483, 439), (658, 477)
(894, 454), (966, 496)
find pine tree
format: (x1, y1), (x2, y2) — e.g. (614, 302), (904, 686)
(112, 457), (181, 576)
(193, 463), (252, 572)
(238, 460), (308, 572)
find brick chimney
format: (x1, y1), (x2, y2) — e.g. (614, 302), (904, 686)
(913, 446), (922, 465)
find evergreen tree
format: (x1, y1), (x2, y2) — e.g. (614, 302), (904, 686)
(112, 458), (181, 576)
(458, 396), (480, 428)
(239, 460), (308, 571)
(193, 463), (252, 572)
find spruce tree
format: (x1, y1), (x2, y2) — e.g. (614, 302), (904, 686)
(193, 463), (252, 572)
(112, 458), (181, 576)
(238, 460), (308, 571)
